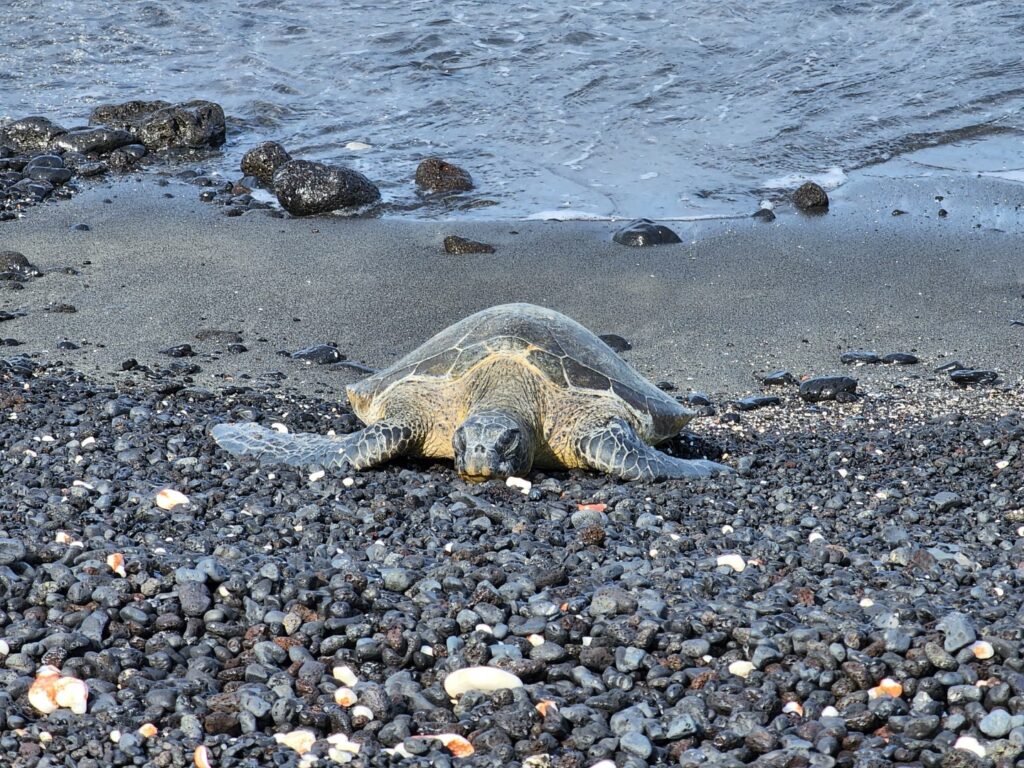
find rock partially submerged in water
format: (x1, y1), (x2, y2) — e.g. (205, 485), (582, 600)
(612, 218), (682, 247)
(90, 99), (226, 150)
(415, 157), (474, 192)
(241, 141), (292, 186)
(443, 235), (494, 255)
(0, 116), (67, 152)
(793, 181), (829, 211)
(273, 159), (381, 216)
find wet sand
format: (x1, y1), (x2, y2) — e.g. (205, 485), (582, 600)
(1, 173), (1022, 396)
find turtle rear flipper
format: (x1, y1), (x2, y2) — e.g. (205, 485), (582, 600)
(210, 421), (417, 470)
(576, 418), (732, 481)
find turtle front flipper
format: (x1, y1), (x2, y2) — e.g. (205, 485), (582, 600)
(576, 418), (732, 481)
(210, 421), (419, 470)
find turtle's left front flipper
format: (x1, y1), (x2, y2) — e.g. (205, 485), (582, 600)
(210, 421), (419, 470)
(576, 418), (732, 481)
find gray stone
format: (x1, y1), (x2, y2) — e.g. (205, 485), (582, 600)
(937, 612), (976, 653)
(980, 709), (1012, 738)
(0, 538), (26, 565)
(619, 731), (653, 759)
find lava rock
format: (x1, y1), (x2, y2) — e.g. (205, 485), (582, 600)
(443, 235), (495, 255)
(273, 159), (381, 216)
(881, 352), (919, 365)
(291, 344), (343, 365)
(0, 251), (42, 281)
(799, 376), (858, 402)
(840, 351), (880, 365)
(160, 344), (196, 358)
(752, 208), (776, 222)
(599, 334), (632, 353)
(793, 181), (829, 210)
(733, 395), (782, 411)
(51, 127), (135, 155)
(241, 142), (292, 186)
(90, 99), (226, 149)
(761, 370), (798, 386)
(1, 116), (67, 152)
(612, 218), (682, 247)
(415, 157), (474, 192)
(949, 369), (998, 386)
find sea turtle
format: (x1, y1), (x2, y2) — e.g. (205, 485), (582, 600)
(211, 303), (731, 481)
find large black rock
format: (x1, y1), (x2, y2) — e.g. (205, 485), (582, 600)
(51, 127), (135, 155)
(793, 181), (829, 210)
(273, 160), (380, 216)
(415, 157), (474, 192)
(90, 100), (226, 150)
(0, 116), (67, 152)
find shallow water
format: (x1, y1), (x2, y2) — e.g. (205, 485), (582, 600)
(2, 0), (1024, 218)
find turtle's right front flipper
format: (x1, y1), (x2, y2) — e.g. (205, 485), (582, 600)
(576, 418), (732, 481)
(210, 421), (418, 470)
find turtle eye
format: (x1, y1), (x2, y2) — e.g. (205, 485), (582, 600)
(496, 429), (520, 452)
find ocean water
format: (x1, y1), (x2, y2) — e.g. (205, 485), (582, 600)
(2, 0), (1023, 219)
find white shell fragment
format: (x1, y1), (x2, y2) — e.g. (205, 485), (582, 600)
(954, 736), (985, 758)
(271, 423), (289, 433)
(156, 488), (190, 510)
(506, 476), (532, 494)
(29, 665), (89, 715)
(333, 686), (357, 707)
(351, 705), (374, 723)
(308, 469), (325, 482)
(821, 706), (840, 717)
(345, 141), (373, 151)
(107, 553), (126, 577)
(444, 666), (524, 698)
(333, 665), (358, 686)
(274, 729), (317, 755)
(728, 660), (755, 679)
(194, 745), (213, 768)
(971, 640), (995, 659)
(782, 701), (804, 716)
(716, 554), (746, 572)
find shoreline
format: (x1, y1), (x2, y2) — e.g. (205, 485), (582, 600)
(1, 173), (1021, 397)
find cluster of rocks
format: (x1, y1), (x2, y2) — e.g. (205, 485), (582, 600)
(225, 141), (477, 218)
(0, 101), (225, 217)
(0, 351), (1021, 767)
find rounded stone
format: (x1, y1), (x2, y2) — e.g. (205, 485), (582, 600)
(241, 142), (292, 186)
(793, 181), (829, 210)
(273, 159), (380, 216)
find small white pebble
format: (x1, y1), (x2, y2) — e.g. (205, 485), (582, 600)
(39, 731), (53, 744)
(721, 524), (734, 534)
(728, 660), (755, 678)
(55, 532), (72, 545)
(782, 701), (803, 716)
(109, 729), (121, 743)
(0, 639), (9, 656)
(194, 745), (213, 768)
(81, 436), (96, 447)
(218, 585), (230, 597)
(333, 665), (359, 686)
(821, 706), (839, 717)
(701, 654), (713, 663)
(350, 704), (374, 722)
(475, 623), (493, 634)
(669, 533), (681, 541)
(271, 423), (289, 433)
(859, 597), (874, 608)
(107, 553), (126, 578)
(954, 736), (985, 758)
(582, 637), (593, 647)
(716, 554), (746, 572)
(155, 488), (189, 510)
(274, 729), (317, 755)
(1017, 525), (1024, 537)
(24, 448), (36, 457)
(838, 468), (848, 478)
(420, 644), (434, 656)
(995, 587), (1005, 597)
(72, 480), (94, 490)
(589, 762), (617, 768)
(308, 469), (325, 482)
(996, 460), (1010, 469)
(41, 435), (55, 442)
(342, 477), (355, 487)
(345, 141), (372, 150)
(808, 532), (824, 543)
(444, 667), (524, 698)
(649, 548), (659, 557)
(527, 634), (545, 647)
(506, 476), (532, 494)
(334, 687), (357, 707)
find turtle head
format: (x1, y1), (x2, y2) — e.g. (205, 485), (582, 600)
(453, 411), (534, 481)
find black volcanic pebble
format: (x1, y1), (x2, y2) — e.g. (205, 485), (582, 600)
(291, 343), (343, 365)
(793, 181), (829, 210)
(881, 352), (920, 365)
(752, 208), (776, 221)
(56, 340), (79, 349)
(0, 250), (42, 281)
(841, 350), (881, 365)
(0, 311), (23, 322)
(227, 343), (248, 354)
(733, 395), (782, 411)
(950, 369), (999, 386)
(241, 141), (293, 186)
(598, 334), (632, 353)
(934, 360), (965, 373)
(760, 370), (797, 386)
(415, 157), (474, 192)
(686, 391), (713, 407)
(273, 159), (381, 216)
(160, 343), (195, 357)
(443, 235), (495, 255)
(799, 375), (858, 402)
(0, 116), (67, 152)
(612, 218), (682, 247)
